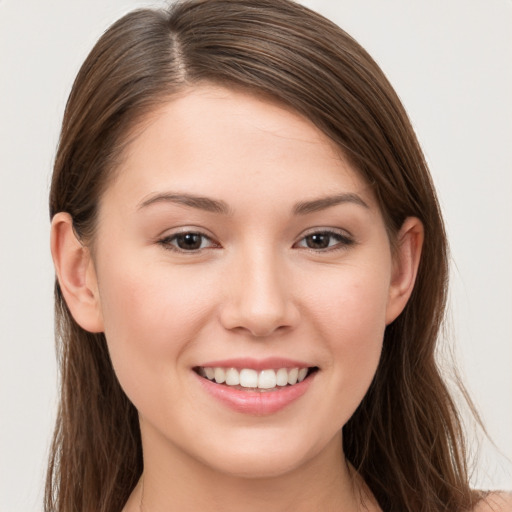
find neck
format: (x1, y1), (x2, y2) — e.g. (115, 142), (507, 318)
(124, 427), (379, 512)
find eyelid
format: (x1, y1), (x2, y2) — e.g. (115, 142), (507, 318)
(298, 226), (353, 238)
(155, 226), (355, 253)
(157, 227), (221, 253)
(293, 227), (355, 251)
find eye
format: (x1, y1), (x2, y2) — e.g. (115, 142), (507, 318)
(158, 231), (219, 252)
(294, 230), (354, 251)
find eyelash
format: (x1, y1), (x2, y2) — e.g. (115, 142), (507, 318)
(157, 229), (355, 254)
(293, 230), (355, 252)
(158, 231), (219, 253)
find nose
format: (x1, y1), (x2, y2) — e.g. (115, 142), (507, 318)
(219, 249), (300, 338)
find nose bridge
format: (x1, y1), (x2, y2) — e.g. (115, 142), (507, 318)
(220, 242), (297, 336)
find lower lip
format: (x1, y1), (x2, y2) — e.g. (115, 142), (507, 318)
(194, 371), (315, 415)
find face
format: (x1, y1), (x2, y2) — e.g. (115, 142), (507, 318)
(86, 86), (410, 479)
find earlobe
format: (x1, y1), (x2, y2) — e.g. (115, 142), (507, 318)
(385, 217), (424, 325)
(50, 212), (104, 333)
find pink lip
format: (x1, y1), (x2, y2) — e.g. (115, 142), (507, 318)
(193, 367), (316, 416)
(196, 357), (313, 371)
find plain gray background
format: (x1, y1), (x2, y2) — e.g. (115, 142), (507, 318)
(1, 0), (511, 510)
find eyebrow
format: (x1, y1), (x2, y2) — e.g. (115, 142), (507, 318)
(138, 191), (368, 215)
(293, 193), (369, 215)
(138, 192), (231, 214)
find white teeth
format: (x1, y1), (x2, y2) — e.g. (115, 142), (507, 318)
(200, 366), (312, 389)
(239, 369), (258, 388)
(276, 368), (289, 387)
(287, 368), (299, 385)
(214, 367), (226, 384)
(225, 368), (240, 386)
(258, 369), (277, 389)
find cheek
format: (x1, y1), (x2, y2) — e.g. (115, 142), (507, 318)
(306, 262), (390, 346)
(304, 264), (390, 416)
(95, 257), (216, 397)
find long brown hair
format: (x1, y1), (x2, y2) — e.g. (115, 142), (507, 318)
(47, 1), (481, 510)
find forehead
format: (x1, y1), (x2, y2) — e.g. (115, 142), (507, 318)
(103, 85), (376, 213)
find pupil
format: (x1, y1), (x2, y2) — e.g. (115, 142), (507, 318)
(177, 233), (202, 250)
(307, 233), (329, 249)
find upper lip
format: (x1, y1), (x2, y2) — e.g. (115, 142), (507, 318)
(195, 357), (316, 371)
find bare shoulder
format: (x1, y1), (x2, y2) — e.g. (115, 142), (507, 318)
(473, 492), (512, 512)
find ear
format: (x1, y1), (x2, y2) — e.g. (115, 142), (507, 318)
(385, 217), (424, 325)
(50, 212), (104, 333)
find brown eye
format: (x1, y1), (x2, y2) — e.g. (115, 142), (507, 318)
(159, 232), (218, 252)
(295, 230), (354, 251)
(304, 233), (331, 249)
(175, 233), (203, 250)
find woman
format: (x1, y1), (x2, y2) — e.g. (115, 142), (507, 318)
(46, 0), (511, 511)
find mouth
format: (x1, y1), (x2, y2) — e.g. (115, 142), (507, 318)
(193, 366), (319, 392)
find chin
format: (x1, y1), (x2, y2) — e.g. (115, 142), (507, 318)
(190, 429), (336, 480)
(202, 449), (310, 480)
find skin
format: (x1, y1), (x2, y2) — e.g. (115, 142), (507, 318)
(51, 86), (425, 511)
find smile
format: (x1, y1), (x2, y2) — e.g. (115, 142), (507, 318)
(193, 358), (319, 414)
(195, 366), (317, 391)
